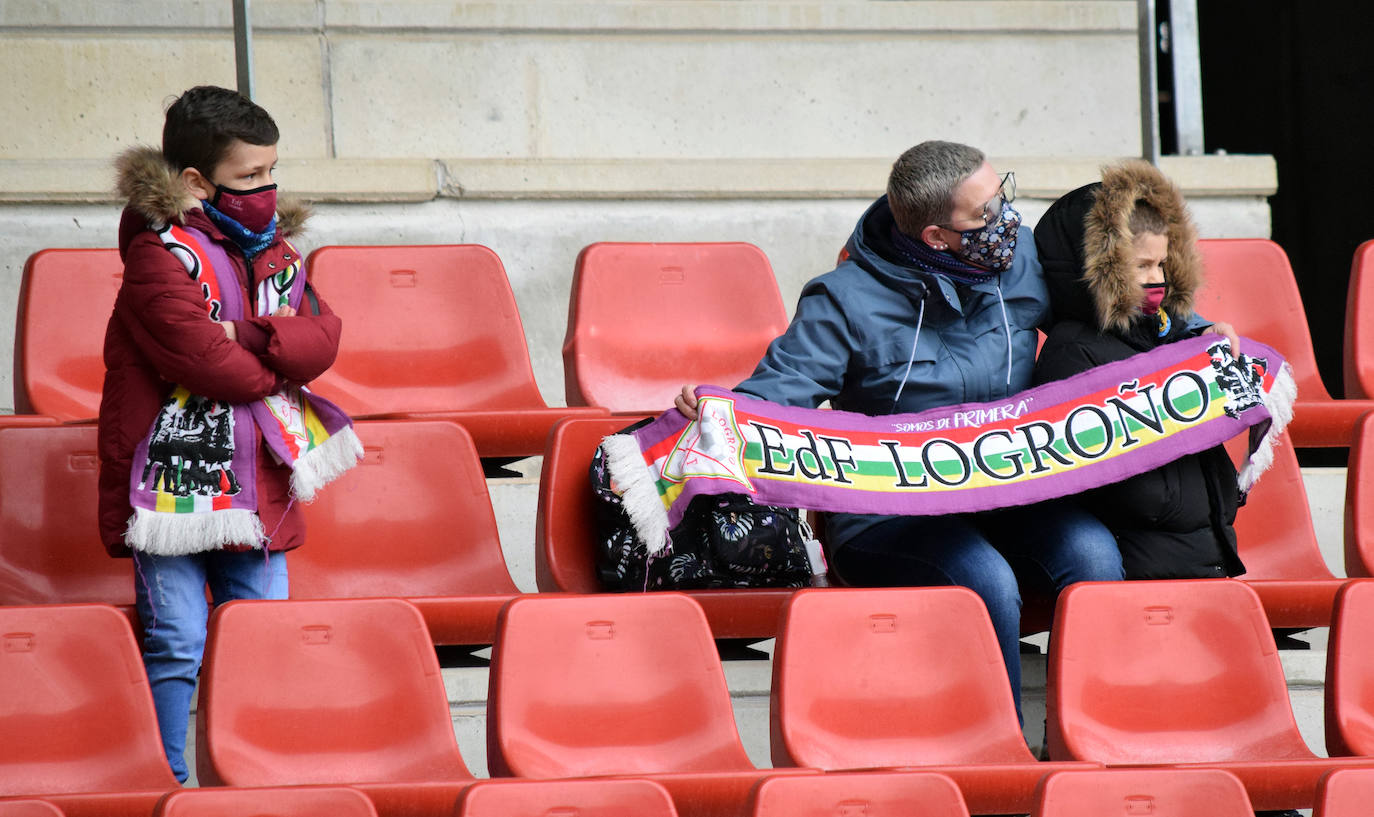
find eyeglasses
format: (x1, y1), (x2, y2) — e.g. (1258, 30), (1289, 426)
(938, 171), (1016, 230)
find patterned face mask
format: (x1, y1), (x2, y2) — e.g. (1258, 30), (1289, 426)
(953, 201), (1022, 272)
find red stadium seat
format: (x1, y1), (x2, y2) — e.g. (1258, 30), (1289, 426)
(0, 426), (134, 622)
(487, 593), (809, 817)
(563, 242), (788, 414)
(1343, 240), (1374, 399)
(196, 598), (473, 817)
(0, 802), (64, 817)
(1225, 432), (1344, 627)
(1046, 579), (1372, 811)
(291, 419), (519, 644)
(1194, 238), (1374, 446)
(1315, 768), (1374, 817)
(1030, 768), (1254, 817)
(0, 605), (177, 809)
(748, 771), (969, 817)
(14, 249), (122, 420)
(770, 587), (1097, 814)
(304, 245), (607, 458)
(1343, 413), (1374, 578)
(1324, 580), (1374, 757)
(534, 416), (795, 639)
(154, 787), (378, 817)
(455, 779), (678, 817)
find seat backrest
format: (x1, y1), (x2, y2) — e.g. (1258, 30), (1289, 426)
(0, 802), (64, 817)
(1315, 767), (1374, 817)
(15, 248), (122, 419)
(1047, 579), (1314, 764)
(563, 242), (788, 412)
(1194, 238), (1331, 400)
(0, 604), (178, 794)
(1031, 769), (1253, 817)
(154, 786), (378, 817)
(1324, 580), (1374, 757)
(456, 778), (678, 817)
(1224, 432), (1334, 579)
(1343, 240), (1374, 398)
(196, 598), (472, 786)
(291, 419), (517, 598)
(487, 593), (754, 777)
(0, 425), (133, 605)
(749, 771), (968, 817)
(771, 587), (1031, 768)
(534, 416), (640, 593)
(305, 245), (547, 415)
(1344, 414), (1374, 578)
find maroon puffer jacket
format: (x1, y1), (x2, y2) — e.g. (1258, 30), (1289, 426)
(98, 146), (342, 557)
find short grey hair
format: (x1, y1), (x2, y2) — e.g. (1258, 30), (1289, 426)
(887, 141), (986, 236)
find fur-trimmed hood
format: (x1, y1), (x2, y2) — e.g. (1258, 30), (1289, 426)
(1035, 159), (1203, 333)
(113, 145), (309, 236)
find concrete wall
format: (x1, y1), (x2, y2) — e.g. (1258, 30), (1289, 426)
(0, 1), (1277, 412)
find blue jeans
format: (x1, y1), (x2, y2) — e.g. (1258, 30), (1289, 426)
(133, 548), (289, 782)
(830, 499), (1122, 724)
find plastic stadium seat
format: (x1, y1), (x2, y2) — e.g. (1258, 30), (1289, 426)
(1030, 768), (1254, 817)
(770, 587), (1097, 814)
(748, 771), (969, 817)
(0, 802), (64, 817)
(487, 593), (809, 817)
(1224, 431), (1344, 627)
(291, 419), (519, 644)
(0, 426), (134, 621)
(563, 242), (789, 414)
(304, 245), (607, 458)
(14, 248), (122, 420)
(1343, 413), (1374, 578)
(1343, 240), (1374, 399)
(1325, 580), (1374, 757)
(534, 416), (795, 639)
(0, 605), (177, 813)
(154, 787), (378, 817)
(1046, 579), (1374, 811)
(1194, 238), (1374, 446)
(455, 779), (678, 817)
(1315, 768), (1374, 817)
(196, 598), (473, 817)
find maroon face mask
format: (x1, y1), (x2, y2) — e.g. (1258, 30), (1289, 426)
(212, 183), (278, 233)
(1140, 282), (1167, 316)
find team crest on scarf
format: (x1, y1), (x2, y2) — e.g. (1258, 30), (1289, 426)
(603, 335), (1296, 553)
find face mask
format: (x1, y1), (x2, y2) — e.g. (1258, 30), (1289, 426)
(211, 183), (278, 233)
(953, 202), (1021, 272)
(1140, 282), (1167, 315)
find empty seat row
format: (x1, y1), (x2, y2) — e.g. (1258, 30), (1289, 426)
(5, 407), (1374, 647)
(11, 238), (1374, 453)
(21, 766), (1374, 817)
(6, 581), (1374, 814)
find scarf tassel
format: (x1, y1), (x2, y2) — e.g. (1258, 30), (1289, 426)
(125, 507), (267, 557)
(601, 432), (674, 557)
(1237, 360), (1297, 494)
(289, 425), (365, 502)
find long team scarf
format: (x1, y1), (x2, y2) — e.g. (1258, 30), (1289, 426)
(125, 223), (363, 555)
(604, 336), (1296, 554)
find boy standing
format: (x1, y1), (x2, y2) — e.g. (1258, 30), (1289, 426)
(101, 85), (361, 780)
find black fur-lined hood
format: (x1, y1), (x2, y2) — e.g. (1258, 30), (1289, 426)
(1035, 160), (1203, 333)
(113, 145), (309, 236)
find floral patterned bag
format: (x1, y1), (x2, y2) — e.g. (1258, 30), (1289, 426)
(590, 421), (820, 591)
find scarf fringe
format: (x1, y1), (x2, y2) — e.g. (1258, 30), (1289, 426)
(602, 432), (673, 557)
(125, 506), (266, 556)
(1238, 360), (1298, 493)
(290, 425), (365, 502)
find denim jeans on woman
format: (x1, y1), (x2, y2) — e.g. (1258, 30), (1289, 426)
(830, 498), (1123, 725)
(133, 548), (289, 782)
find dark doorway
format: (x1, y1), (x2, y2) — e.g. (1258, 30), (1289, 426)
(1197, 0), (1373, 400)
